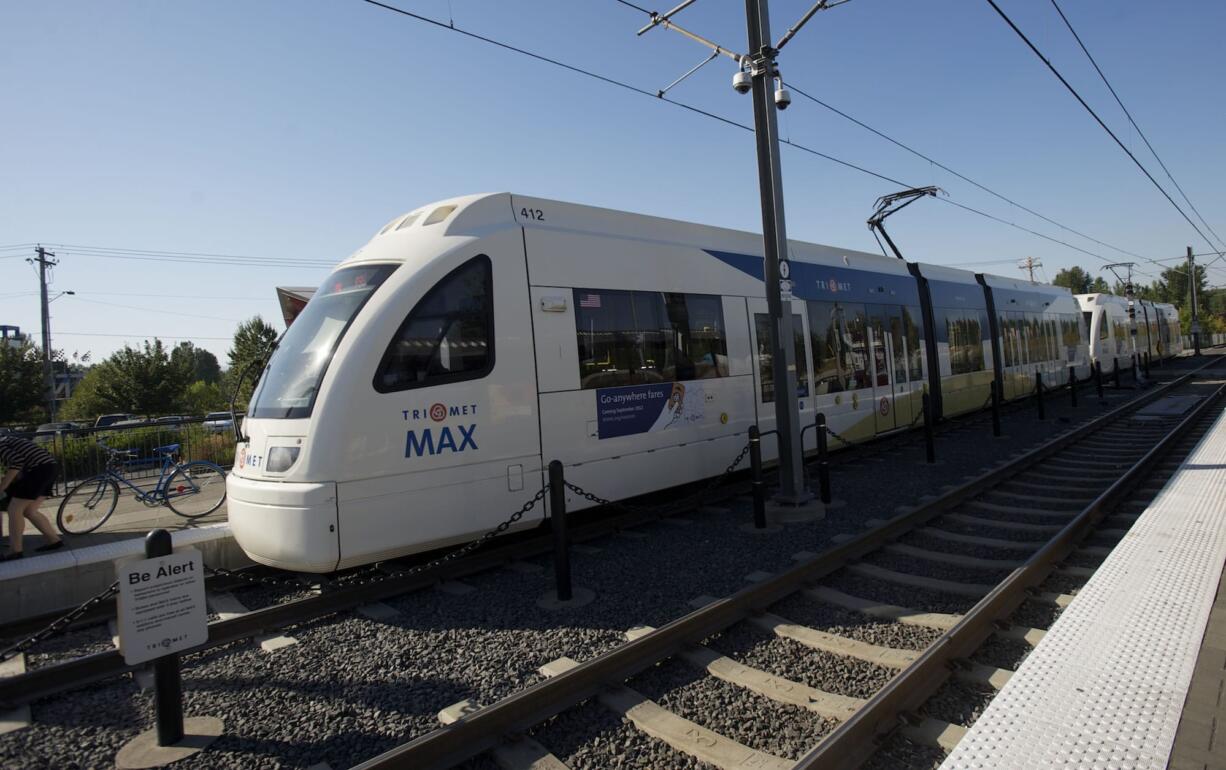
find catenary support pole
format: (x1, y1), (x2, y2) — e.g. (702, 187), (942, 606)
(815, 413), (831, 504)
(922, 391), (935, 464)
(1035, 370), (1045, 420)
(743, 0), (812, 509)
(749, 426), (766, 528)
(146, 529), (185, 747)
(547, 461), (572, 602)
(1189, 246), (1201, 355)
(990, 380), (1002, 437)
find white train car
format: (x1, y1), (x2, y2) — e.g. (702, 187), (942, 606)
(228, 193), (1087, 572)
(1076, 294), (1183, 372)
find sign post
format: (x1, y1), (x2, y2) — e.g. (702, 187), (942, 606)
(114, 530), (222, 769)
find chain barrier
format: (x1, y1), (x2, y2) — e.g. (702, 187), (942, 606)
(562, 440), (751, 517)
(0, 581), (120, 664)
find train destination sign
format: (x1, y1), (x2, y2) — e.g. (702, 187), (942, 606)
(117, 548), (208, 665)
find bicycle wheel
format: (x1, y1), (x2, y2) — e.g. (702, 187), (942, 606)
(164, 461), (227, 518)
(57, 476), (120, 534)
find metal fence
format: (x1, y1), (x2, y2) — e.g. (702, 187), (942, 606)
(5, 419), (237, 498)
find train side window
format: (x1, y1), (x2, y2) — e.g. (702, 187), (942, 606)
(574, 290), (728, 389)
(373, 255), (493, 393)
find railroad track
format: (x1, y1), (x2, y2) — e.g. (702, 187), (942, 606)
(350, 363), (1226, 770)
(3, 357), (1186, 706)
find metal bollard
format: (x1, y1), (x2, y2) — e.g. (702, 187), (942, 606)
(922, 391), (935, 464)
(1068, 365), (1077, 408)
(1035, 370), (1045, 420)
(990, 380), (1002, 437)
(547, 461), (572, 602)
(815, 413), (831, 505)
(749, 426), (766, 528)
(146, 529), (185, 747)
(1113, 357), (1121, 389)
(1095, 361), (1104, 399)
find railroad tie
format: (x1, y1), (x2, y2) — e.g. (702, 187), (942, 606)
(803, 586), (961, 631)
(0, 655), (30, 735)
(882, 542), (1022, 570)
(846, 563), (994, 598)
(967, 500), (1080, 517)
(539, 657), (793, 770)
(996, 624), (1046, 647)
(919, 527), (1046, 549)
(624, 626), (864, 721)
(899, 718), (967, 752)
(941, 513), (1062, 534)
(437, 699), (569, 770)
(205, 592), (298, 652)
(747, 612), (919, 669)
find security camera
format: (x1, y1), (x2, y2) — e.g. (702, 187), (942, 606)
(732, 70), (752, 94)
(774, 86), (792, 110)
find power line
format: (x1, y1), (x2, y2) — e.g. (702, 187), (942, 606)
(983, 0), (1217, 254)
(74, 290), (272, 301)
(360, 0), (1159, 277)
(784, 84), (1156, 264)
(1048, 0), (1226, 251)
(71, 296), (243, 323)
(55, 331), (233, 341)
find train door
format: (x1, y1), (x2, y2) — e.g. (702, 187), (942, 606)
(866, 305), (910, 432)
(748, 299), (811, 446)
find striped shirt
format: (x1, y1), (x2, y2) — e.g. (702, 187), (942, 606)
(0, 436), (57, 471)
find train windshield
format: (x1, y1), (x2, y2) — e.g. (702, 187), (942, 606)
(251, 264), (398, 419)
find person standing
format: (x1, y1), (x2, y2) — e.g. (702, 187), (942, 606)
(0, 434), (65, 560)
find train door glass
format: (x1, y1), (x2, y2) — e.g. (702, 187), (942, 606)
(751, 308), (810, 406)
(867, 305), (907, 432)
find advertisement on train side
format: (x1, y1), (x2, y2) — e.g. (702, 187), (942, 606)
(596, 381), (704, 439)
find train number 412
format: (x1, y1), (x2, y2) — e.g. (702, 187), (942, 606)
(520, 207), (544, 221)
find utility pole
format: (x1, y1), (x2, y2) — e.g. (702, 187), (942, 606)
(1018, 256), (1041, 283)
(744, 0), (811, 508)
(32, 246), (58, 420)
(1188, 246), (1201, 355)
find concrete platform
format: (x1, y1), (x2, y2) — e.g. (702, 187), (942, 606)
(0, 499), (250, 621)
(940, 402), (1226, 770)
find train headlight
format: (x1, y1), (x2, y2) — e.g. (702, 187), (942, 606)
(266, 446), (301, 473)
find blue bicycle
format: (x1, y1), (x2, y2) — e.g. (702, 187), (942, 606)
(56, 441), (227, 534)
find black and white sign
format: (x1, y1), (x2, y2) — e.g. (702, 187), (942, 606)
(117, 548), (207, 665)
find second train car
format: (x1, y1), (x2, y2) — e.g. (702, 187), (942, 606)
(229, 193), (1097, 572)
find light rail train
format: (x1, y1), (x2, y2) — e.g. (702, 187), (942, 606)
(1076, 293), (1182, 371)
(227, 194), (1180, 572)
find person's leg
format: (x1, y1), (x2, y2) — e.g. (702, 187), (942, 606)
(5, 499), (31, 555)
(23, 496), (62, 548)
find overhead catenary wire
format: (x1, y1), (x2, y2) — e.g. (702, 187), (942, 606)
(1048, 0), (1226, 251)
(360, 0), (1160, 277)
(71, 296), (244, 323)
(983, 0), (1217, 255)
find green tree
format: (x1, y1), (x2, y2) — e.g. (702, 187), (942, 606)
(59, 367), (108, 421)
(87, 340), (195, 416)
(1089, 276), (1111, 294)
(172, 342), (221, 385)
(1051, 266), (1093, 294)
(227, 316), (279, 409)
(1151, 264), (1208, 309)
(182, 380), (227, 415)
(0, 341), (46, 423)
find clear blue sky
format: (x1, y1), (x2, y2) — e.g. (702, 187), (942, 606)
(2, 0), (1224, 364)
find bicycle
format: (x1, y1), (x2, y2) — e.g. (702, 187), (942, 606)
(56, 441), (228, 535)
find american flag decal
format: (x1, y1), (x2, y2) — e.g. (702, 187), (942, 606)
(578, 293), (601, 308)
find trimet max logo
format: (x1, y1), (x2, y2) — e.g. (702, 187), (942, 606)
(824, 277), (852, 293)
(402, 402), (479, 458)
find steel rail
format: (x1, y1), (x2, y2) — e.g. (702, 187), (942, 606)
(351, 361), (1218, 770)
(794, 376), (1226, 769)
(0, 488), (740, 710)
